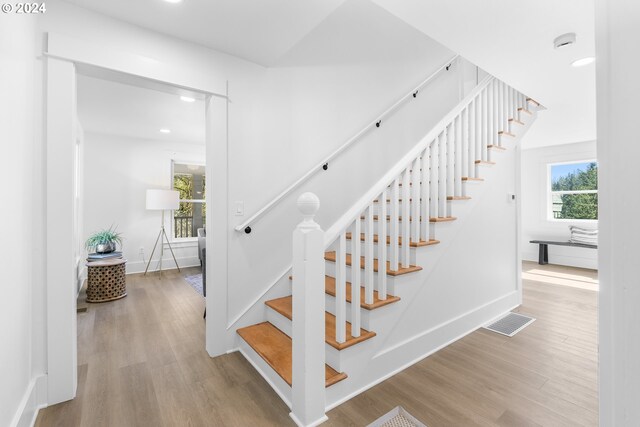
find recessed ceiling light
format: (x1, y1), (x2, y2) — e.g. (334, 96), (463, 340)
(164, 0), (182, 3)
(160, 129), (171, 134)
(180, 96), (195, 103)
(571, 57), (595, 67)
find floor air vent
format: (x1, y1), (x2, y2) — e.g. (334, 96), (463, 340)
(483, 312), (535, 337)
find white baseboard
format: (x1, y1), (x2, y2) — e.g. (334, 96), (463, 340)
(125, 256), (201, 274)
(11, 374), (47, 427)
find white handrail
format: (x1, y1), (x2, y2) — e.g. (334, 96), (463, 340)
(323, 75), (495, 248)
(235, 54), (461, 233)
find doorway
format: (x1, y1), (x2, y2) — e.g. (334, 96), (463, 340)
(44, 51), (228, 406)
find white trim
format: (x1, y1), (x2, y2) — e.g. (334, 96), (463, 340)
(44, 33), (230, 401)
(226, 265), (291, 329)
(10, 375), (48, 427)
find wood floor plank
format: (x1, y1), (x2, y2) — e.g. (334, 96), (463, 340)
(36, 263), (598, 427)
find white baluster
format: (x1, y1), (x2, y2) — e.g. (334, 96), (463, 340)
(335, 232), (347, 344)
(499, 81), (505, 136)
(487, 81), (494, 153)
(493, 81), (500, 148)
(401, 168), (411, 267)
(431, 137), (438, 219)
(390, 178), (400, 271)
(481, 87), (488, 161)
(509, 87), (515, 119)
(291, 192), (326, 427)
(469, 98), (477, 178)
(420, 147), (429, 242)
(455, 115), (462, 197)
(461, 107), (469, 182)
(446, 123), (454, 217)
(411, 157), (421, 243)
(351, 216), (361, 336)
(438, 131), (446, 217)
(365, 204), (374, 305)
(379, 189), (387, 300)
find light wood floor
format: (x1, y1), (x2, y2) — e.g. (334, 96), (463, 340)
(36, 262), (598, 426)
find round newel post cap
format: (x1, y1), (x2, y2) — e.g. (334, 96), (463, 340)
(297, 192), (320, 219)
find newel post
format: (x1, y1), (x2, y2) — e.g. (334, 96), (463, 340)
(290, 192), (327, 427)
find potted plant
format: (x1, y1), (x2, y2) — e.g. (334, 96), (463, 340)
(85, 226), (123, 254)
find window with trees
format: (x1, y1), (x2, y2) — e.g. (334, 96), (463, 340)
(172, 162), (206, 239)
(549, 161), (598, 221)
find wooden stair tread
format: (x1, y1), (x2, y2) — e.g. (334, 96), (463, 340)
(447, 196), (472, 201)
(237, 322), (347, 387)
(518, 107), (533, 115)
(462, 176), (484, 181)
(429, 216), (457, 222)
(324, 276), (400, 310)
(265, 296), (376, 350)
(362, 215), (456, 222)
(487, 145), (507, 151)
(475, 160), (496, 165)
(498, 131), (516, 137)
(509, 118), (525, 125)
(288, 275), (401, 310)
(324, 252), (422, 276)
(526, 98), (540, 106)
(345, 232), (440, 248)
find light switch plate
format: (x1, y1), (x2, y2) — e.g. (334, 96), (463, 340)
(234, 201), (244, 216)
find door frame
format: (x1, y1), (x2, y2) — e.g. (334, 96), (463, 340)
(44, 33), (229, 405)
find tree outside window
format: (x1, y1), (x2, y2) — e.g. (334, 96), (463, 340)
(173, 162), (206, 238)
(549, 161), (597, 221)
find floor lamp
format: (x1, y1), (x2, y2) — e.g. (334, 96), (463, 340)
(144, 189), (181, 276)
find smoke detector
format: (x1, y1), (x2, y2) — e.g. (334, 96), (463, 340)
(554, 33), (576, 49)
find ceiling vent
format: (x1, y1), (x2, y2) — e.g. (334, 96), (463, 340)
(554, 33), (576, 49)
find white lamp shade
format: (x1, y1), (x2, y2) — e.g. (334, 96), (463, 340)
(146, 189), (179, 210)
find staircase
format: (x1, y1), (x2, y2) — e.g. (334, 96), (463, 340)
(235, 74), (541, 425)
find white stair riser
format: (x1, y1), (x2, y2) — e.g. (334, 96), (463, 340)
(265, 304), (367, 372)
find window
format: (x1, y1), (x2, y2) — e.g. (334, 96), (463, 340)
(549, 161), (598, 221)
(172, 162), (206, 239)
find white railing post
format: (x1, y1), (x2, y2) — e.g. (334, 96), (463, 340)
(291, 193), (327, 427)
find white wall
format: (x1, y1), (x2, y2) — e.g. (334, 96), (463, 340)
(596, 1), (640, 425)
(0, 13), (43, 427)
(82, 132), (205, 274)
(38, 0), (467, 355)
(521, 140), (598, 269)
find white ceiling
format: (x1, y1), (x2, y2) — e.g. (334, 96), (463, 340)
(369, 0), (596, 148)
(62, 0), (346, 66)
(68, 0), (596, 149)
(77, 74), (205, 144)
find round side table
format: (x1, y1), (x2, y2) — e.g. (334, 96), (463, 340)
(86, 258), (127, 303)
